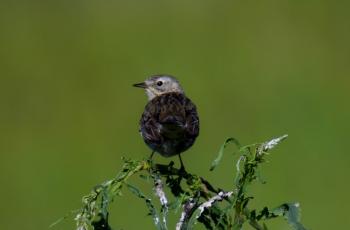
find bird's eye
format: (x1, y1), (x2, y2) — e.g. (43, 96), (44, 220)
(156, 81), (163, 86)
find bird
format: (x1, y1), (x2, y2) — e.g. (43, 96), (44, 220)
(133, 75), (199, 168)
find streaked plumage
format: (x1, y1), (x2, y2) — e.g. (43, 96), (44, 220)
(134, 75), (199, 157)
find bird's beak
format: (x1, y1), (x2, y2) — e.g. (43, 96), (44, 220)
(133, 82), (147, 88)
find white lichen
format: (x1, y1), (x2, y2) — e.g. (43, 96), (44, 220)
(154, 178), (168, 207)
(195, 191), (234, 219)
(176, 199), (196, 230)
(154, 178), (168, 227)
(263, 134), (288, 151)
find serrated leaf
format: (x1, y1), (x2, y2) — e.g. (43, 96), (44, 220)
(210, 138), (241, 171)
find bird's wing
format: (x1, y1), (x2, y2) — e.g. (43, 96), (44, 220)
(184, 96), (200, 138)
(140, 96), (163, 145)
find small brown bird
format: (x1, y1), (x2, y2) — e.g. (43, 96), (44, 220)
(133, 75), (199, 167)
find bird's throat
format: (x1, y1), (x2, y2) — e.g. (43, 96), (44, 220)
(146, 88), (158, 100)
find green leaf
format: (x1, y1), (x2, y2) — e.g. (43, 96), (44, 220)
(75, 159), (150, 230)
(263, 222), (269, 230)
(271, 203), (307, 230)
(70, 135), (309, 230)
(49, 209), (80, 228)
(255, 167), (267, 184)
(210, 138), (241, 171)
(126, 183), (167, 230)
(284, 203), (307, 230)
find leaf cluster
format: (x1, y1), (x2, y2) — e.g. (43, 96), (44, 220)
(58, 135), (307, 230)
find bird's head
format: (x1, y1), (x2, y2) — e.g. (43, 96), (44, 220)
(133, 75), (184, 100)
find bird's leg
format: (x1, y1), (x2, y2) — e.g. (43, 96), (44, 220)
(148, 151), (155, 170)
(178, 154), (186, 173)
(149, 151), (155, 160)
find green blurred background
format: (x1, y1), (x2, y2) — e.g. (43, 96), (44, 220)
(1, 0), (349, 229)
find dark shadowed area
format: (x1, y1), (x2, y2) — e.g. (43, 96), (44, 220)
(0, 0), (349, 229)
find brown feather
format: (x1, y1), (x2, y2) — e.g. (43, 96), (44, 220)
(140, 92), (199, 157)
